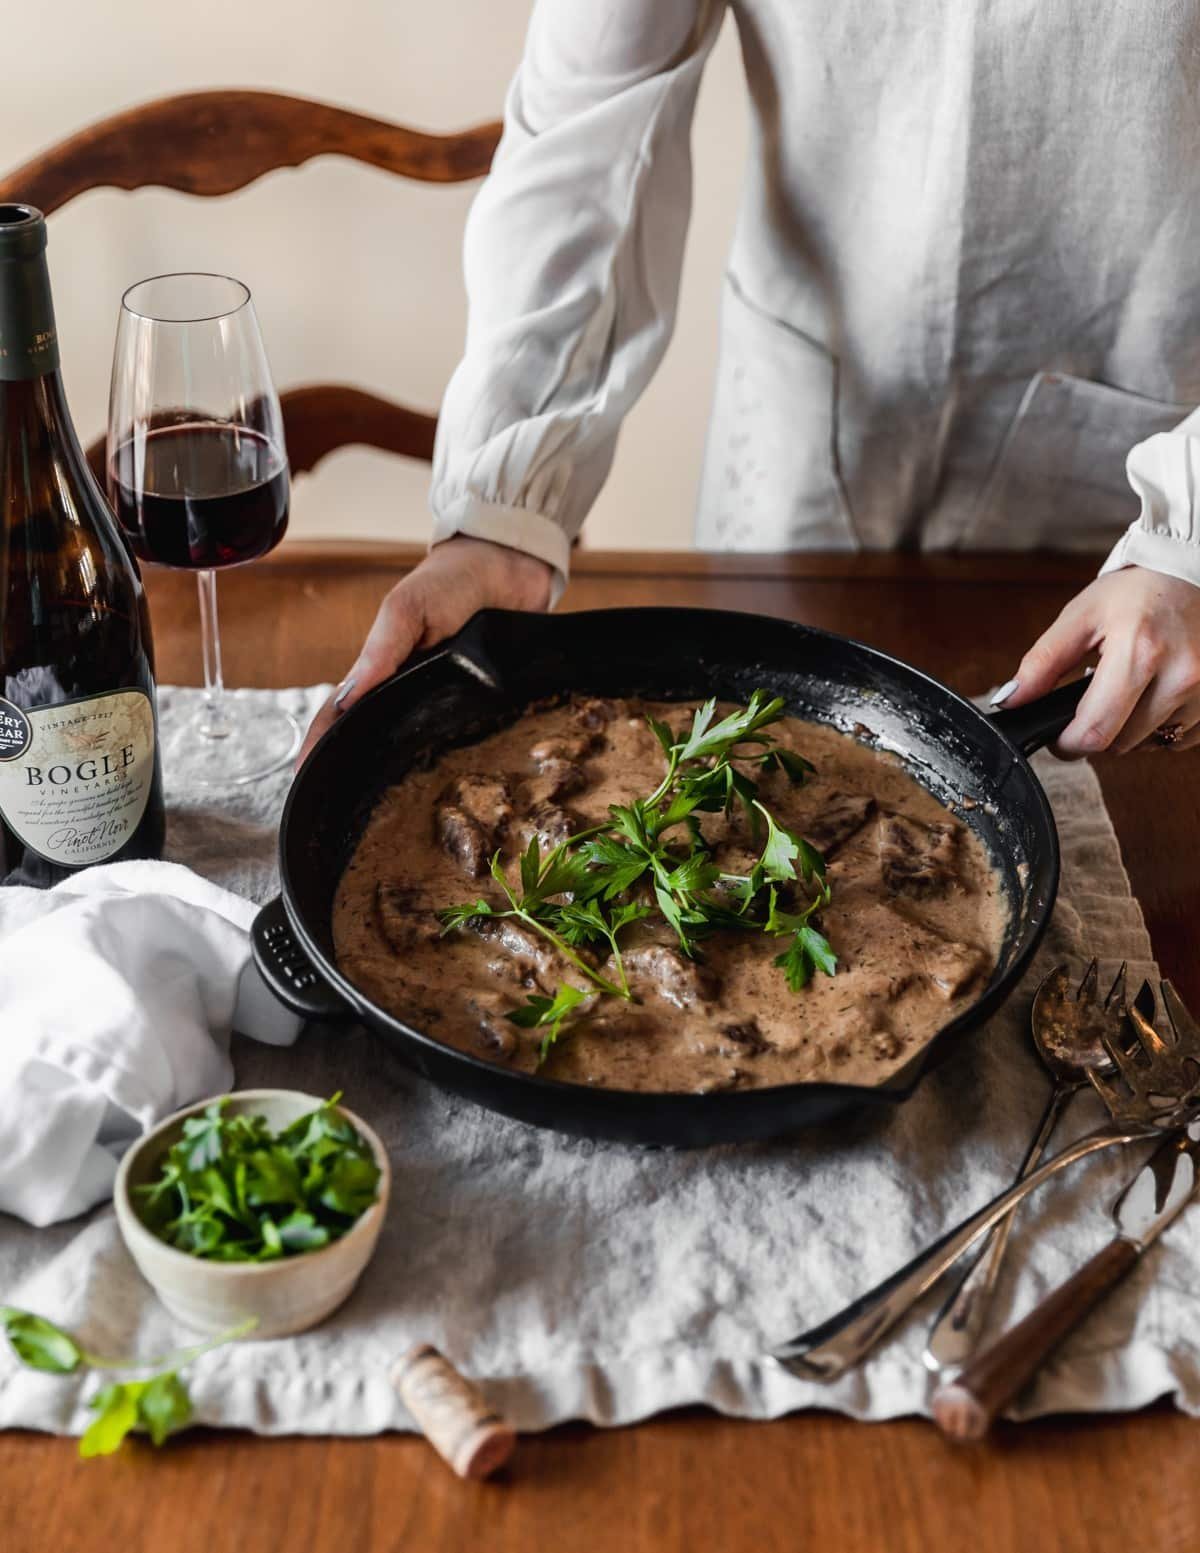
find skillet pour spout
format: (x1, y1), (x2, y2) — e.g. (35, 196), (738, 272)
(252, 607), (1085, 1148)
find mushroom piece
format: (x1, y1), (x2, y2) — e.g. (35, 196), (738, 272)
(571, 696), (618, 732)
(434, 774), (514, 878)
(530, 732), (597, 765)
(922, 937), (987, 1000)
(374, 883), (442, 955)
(520, 758), (588, 810)
(806, 794), (876, 857)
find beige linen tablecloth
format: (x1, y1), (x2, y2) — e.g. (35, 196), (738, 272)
(3, 685), (1194, 1439)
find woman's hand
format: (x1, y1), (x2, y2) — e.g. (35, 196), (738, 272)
(297, 535), (554, 764)
(995, 566), (1200, 755)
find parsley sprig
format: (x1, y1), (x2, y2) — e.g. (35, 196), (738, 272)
(506, 983), (591, 1064)
(439, 841), (638, 1000)
(440, 691), (838, 1063)
(0, 1306), (255, 1457)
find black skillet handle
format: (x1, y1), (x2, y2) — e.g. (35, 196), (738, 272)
(387, 610), (517, 695)
(987, 676), (1090, 757)
(251, 897), (357, 1023)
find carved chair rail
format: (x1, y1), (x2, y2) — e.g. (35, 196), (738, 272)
(0, 90), (501, 478)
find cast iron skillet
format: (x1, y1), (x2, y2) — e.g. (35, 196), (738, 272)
(251, 607), (1087, 1147)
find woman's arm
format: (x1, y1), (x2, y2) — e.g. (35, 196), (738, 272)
(432, 0), (725, 599)
(996, 415), (1200, 754)
(300, 0), (723, 762)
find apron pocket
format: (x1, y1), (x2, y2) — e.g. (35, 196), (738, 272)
(964, 371), (1191, 550)
(695, 272), (856, 550)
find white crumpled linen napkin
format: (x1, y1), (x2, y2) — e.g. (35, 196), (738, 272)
(2, 684), (1197, 1440)
(0, 859), (302, 1227)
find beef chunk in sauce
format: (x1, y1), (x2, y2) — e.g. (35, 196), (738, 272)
(879, 814), (961, 897)
(466, 995), (520, 1061)
(473, 916), (562, 989)
(434, 774), (514, 878)
(453, 773), (515, 829)
(374, 883), (442, 955)
(720, 1019), (769, 1056)
(520, 803), (579, 851)
(435, 804), (490, 878)
(624, 945), (721, 1009)
(807, 794), (876, 857)
(688, 1018), (769, 1062)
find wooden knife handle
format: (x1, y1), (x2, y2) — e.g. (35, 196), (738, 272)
(931, 1237), (1141, 1441)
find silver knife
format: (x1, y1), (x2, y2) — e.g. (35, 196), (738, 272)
(931, 1121), (1200, 1439)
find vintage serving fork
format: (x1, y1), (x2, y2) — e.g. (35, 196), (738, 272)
(769, 977), (1200, 1384)
(924, 961), (1149, 1372)
(1089, 981), (1200, 1127)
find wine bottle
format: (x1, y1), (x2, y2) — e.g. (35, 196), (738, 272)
(0, 204), (164, 885)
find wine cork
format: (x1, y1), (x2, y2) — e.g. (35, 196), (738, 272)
(390, 1344), (516, 1480)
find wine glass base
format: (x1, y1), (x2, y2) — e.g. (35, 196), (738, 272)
(160, 694), (302, 789)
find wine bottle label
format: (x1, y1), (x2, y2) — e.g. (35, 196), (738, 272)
(0, 690), (156, 868)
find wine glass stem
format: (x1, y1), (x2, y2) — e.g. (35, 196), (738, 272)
(196, 568), (231, 740)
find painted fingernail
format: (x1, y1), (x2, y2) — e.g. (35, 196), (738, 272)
(990, 678), (1019, 707)
(334, 676), (357, 710)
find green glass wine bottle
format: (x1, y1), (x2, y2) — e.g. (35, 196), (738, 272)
(0, 204), (164, 885)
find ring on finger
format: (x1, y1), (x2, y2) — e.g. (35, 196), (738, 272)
(1156, 722), (1185, 747)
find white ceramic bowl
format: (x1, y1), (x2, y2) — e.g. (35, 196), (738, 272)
(114, 1089), (391, 1339)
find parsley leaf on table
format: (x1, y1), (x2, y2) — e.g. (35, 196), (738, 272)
(1, 1309), (254, 1458)
(80, 1371), (193, 1457)
(0, 1308), (82, 1373)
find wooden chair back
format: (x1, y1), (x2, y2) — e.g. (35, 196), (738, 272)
(0, 90), (501, 483)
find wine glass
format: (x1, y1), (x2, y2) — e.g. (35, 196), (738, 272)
(107, 273), (300, 787)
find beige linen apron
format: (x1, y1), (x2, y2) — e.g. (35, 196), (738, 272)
(695, 1), (1200, 554)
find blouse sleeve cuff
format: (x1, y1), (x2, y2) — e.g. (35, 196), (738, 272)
(1101, 422), (1200, 589)
(1099, 524), (1200, 589)
(430, 495), (573, 608)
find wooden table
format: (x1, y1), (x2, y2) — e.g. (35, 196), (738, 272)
(4, 547), (1199, 1553)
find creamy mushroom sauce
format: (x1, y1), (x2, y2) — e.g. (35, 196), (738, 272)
(332, 697), (1006, 1093)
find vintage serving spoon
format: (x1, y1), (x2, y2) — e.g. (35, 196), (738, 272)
(923, 961), (1153, 1372)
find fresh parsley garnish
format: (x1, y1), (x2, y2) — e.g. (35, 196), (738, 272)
(507, 982), (591, 1065)
(764, 884), (838, 991)
(81, 1372), (193, 1457)
(439, 691), (838, 1062)
(0, 1306), (255, 1458)
(133, 1095), (381, 1263)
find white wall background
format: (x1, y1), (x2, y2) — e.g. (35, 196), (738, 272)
(3, 2), (747, 552)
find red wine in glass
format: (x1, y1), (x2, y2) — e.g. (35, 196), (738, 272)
(110, 421), (289, 569)
(108, 274), (299, 786)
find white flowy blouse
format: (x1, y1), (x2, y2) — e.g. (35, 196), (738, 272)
(429, 0), (1200, 601)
